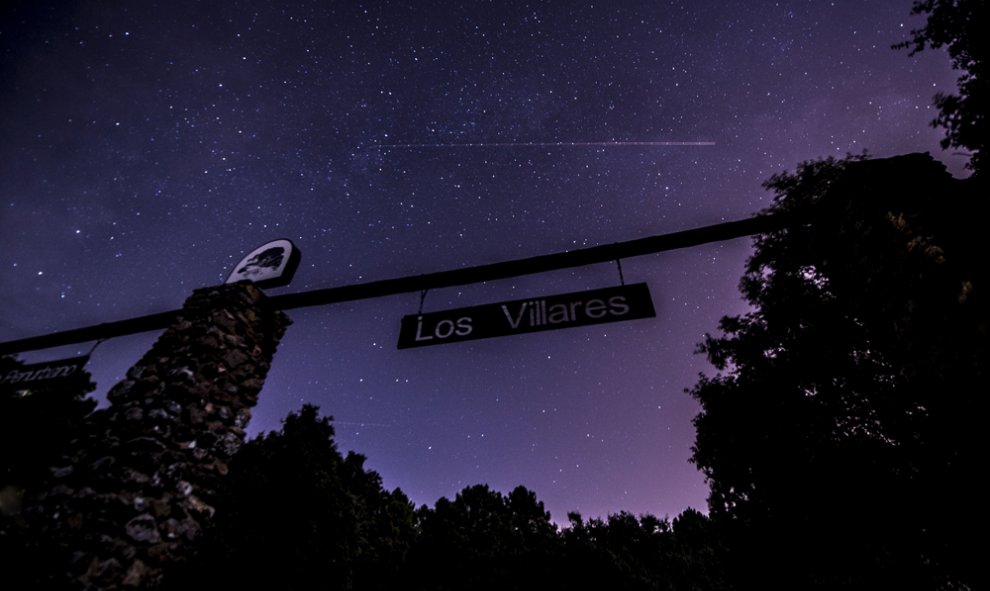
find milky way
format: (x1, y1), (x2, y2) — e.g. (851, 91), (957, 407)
(0, 0), (966, 521)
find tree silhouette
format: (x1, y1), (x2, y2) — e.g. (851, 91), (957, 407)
(0, 355), (96, 494)
(561, 511), (670, 591)
(689, 153), (986, 589)
(560, 509), (727, 591)
(0, 355), (97, 589)
(408, 483), (559, 590)
(156, 402), (735, 590)
(896, 0), (988, 174)
(170, 404), (416, 590)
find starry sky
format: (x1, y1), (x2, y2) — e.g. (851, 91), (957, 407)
(0, 0), (967, 521)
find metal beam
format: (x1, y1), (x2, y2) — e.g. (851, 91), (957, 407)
(0, 213), (788, 355)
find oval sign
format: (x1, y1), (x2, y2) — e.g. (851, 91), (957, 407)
(226, 239), (301, 288)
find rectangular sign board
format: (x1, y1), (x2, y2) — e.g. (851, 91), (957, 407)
(398, 283), (655, 349)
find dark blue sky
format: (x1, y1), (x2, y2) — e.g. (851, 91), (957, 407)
(0, 0), (966, 521)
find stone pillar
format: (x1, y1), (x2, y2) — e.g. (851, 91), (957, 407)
(39, 282), (290, 588)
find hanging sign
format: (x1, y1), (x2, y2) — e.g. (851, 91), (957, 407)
(226, 239), (301, 288)
(398, 283), (655, 349)
(0, 355), (90, 394)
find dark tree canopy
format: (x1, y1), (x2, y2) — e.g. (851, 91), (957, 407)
(163, 402), (725, 591)
(689, 153), (987, 590)
(0, 355), (97, 590)
(169, 404), (417, 591)
(561, 508), (728, 591)
(0, 356), (96, 495)
(897, 0), (988, 174)
(409, 483), (559, 590)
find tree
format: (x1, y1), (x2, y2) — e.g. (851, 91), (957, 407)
(561, 511), (670, 591)
(689, 153), (986, 589)
(409, 484), (559, 591)
(0, 355), (96, 590)
(560, 509), (728, 591)
(169, 404), (416, 590)
(0, 355), (96, 493)
(665, 509), (729, 591)
(897, 0), (988, 174)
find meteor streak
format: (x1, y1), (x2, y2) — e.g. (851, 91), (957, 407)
(367, 140), (715, 149)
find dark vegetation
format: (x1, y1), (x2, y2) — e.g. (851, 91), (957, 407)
(2, 1), (986, 588)
(0, 357), (96, 497)
(0, 356), (97, 589)
(165, 404), (729, 591)
(895, 0), (987, 175)
(690, 151), (985, 590)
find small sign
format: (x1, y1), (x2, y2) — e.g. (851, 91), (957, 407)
(226, 239), (301, 288)
(0, 355), (90, 394)
(398, 283), (655, 349)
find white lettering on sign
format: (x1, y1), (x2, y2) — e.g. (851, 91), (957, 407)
(397, 284), (655, 349)
(0, 364), (79, 384)
(414, 316), (473, 342)
(0, 355), (90, 391)
(501, 296), (630, 329)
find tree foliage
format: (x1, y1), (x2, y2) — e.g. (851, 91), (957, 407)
(0, 355), (97, 590)
(0, 355), (96, 494)
(169, 404), (417, 590)
(561, 508), (727, 591)
(409, 483), (559, 590)
(166, 403), (724, 590)
(689, 153), (987, 589)
(896, 0), (988, 174)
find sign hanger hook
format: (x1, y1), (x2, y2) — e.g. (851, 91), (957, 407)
(86, 338), (106, 358)
(418, 289), (429, 315)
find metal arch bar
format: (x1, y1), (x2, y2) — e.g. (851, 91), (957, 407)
(0, 213), (789, 355)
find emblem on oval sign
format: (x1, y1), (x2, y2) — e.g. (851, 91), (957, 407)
(226, 239), (301, 288)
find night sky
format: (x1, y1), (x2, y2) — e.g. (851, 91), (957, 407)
(0, 1), (967, 522)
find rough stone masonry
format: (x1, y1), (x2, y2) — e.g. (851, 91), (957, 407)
(34, 282), (290, 588)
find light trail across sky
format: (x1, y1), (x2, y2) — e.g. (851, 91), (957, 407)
(367, 140), (716, 149)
